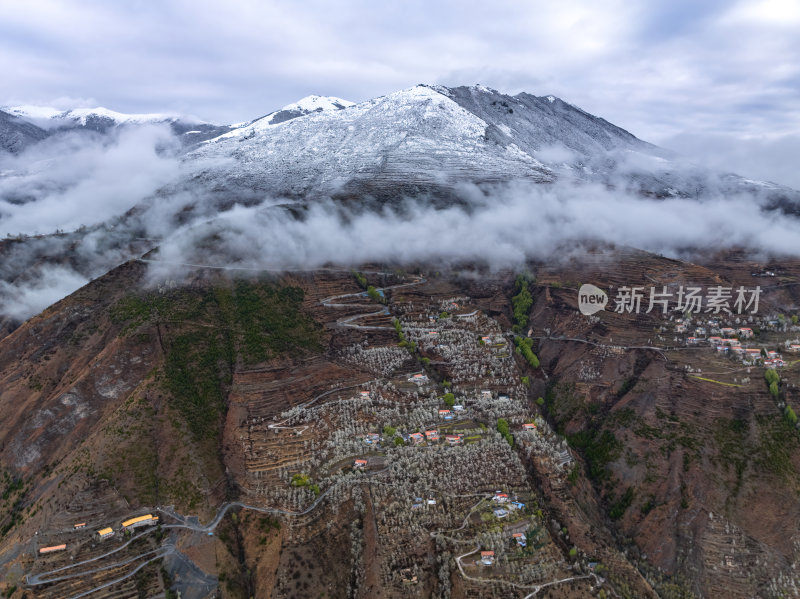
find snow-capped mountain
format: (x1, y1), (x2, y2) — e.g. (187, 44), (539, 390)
(186, 85), (560, 199)
(2, 105), (232, 144)
(240, 95), (356, 129)
(171, 84), (791, 203)
(4, 84), (797, 205)
(5, 105), (179, 129)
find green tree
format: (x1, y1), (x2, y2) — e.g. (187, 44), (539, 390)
(443, 393), (455, 408)
(351, 270), (368, 289)
(514, 336), (540, 368)
(785, 406), (798, 426)
(765, 369), (779, 385)
(511, 274), (534, 330)
(367, 285), (385, 304)
(497, 418), (513, 446)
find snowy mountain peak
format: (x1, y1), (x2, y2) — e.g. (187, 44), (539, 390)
(61, 107), (179, 125)
(238, 94), (356, 130)
(471, 84), (500, 94)
(279, 95), (354, 113)
(3, 105), (63, 120)
(4, 105), (179, 125)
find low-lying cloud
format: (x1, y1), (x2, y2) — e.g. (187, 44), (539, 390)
(660, 132), (800, 190)
(145, 179), (798, 282)
(0, 124), (179, 237)
(0, 264), (89, 321)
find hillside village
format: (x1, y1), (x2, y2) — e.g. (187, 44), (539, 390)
(3, 254), (800, 598)
(4, 269), (619, 599)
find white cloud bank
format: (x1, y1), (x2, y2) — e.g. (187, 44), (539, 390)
(0, 124), (179, 237)
(145, 180), (797, 281)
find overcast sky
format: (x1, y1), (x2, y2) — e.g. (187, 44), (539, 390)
(2, 0), (799, 186)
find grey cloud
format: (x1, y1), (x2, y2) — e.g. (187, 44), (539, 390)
(658, 132), (800, 190)
(0, 264), (88, 321)
(0, 124), (180, 237)
(144, 179), (799, 285)
(2, 2), (798, 150)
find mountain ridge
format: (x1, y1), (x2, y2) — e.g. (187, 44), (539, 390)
(2, 83), (800, 330)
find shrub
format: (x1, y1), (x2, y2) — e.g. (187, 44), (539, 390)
(290, 473), (310, 487)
